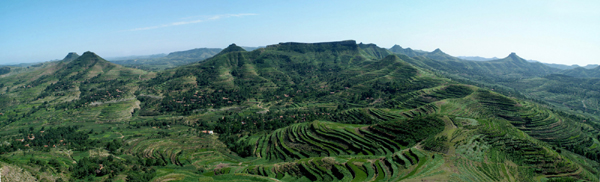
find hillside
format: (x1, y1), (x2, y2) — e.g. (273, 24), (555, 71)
(390, 44), (600, 118)
(132, 40), (600, 181)
(0, 41), (598, 181)
(0, 51), (154, 123)
(560, 66), (600, 78)
(510, 74), (600, 115)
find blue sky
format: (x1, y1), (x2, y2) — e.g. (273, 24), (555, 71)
(1, 0), (599, 66)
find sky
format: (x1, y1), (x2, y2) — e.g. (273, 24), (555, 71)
(1, 0), (599, 66)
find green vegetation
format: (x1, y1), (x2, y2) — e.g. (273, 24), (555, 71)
(0, 40), (599, 181)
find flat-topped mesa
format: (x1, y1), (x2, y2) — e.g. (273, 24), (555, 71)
(62, 52), (80, 62)
(267, 40), (359, 53)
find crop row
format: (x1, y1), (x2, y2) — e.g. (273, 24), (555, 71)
(218, 148), (443, 181)
(250, 121), (405, 161)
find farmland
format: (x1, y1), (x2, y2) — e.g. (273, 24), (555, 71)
(0, 41), (599, 181)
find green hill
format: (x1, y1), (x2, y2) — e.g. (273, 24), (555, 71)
(510, 74), (600, 114)
(0, 41), (599, 181)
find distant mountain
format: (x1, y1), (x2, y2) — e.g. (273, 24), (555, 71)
(240, 46), (264, 51)
(110, 48), (222, 70)
(584, 64), (600, 69)
(457, 56), (499, 61)
(424, 48), (463, 61)
(542, 63), (580, 70)
(214, 44), (245, 57)
(62, 52), (80, 62)
(389, 45), (426, 57)
(390, 45), (462, 62)
(560, 66), (600, 78)
(105, 53), (166, 61)
(165, 48), (222, 59)
(393, 47), (560, 83)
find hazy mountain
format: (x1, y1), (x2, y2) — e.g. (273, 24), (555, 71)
(584, 64), (600, 69)
(62, 52), (80, 62)
(389, 44), (427, 57)
(394, 48), (560, 83)
(542, 63), (580, 70)
(560, 66), (600, 78)
(240, 46), (264, 51)
(105, 53), (166, 61)
(110, 48), (222, 70)
(457, 56), (499, 61)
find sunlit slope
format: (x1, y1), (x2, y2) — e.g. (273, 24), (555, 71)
(211, 86), (600, 181)
(0, 51), (155, 129)
(138, 40), (441, 115)
(131, 40), (600, 181)
(0, 41), (599, 181)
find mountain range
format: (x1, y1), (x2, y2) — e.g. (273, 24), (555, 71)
(0, 40), (599, 182)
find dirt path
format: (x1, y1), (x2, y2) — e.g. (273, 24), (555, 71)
(116, 132), (124, 139)
(256, 102), (269, 114)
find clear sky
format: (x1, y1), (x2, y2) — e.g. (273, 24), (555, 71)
(1, 0), (599, 66)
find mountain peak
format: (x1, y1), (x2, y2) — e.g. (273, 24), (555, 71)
(509, 52), (522, 59)
(216, 43), (246, 56)
(390, 45), (403, 52)
(81, 51), (100, 57)
(432, 48), (443, 53)
(501, 52), (529, 63)
(62, 52), (80, 62)
(70, 51), (109, 66)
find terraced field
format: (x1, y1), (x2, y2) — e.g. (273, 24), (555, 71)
(215, 148), (445, 182)
(239, 118), (443, 161)
(125, 134), (239, 168)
